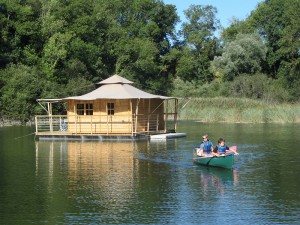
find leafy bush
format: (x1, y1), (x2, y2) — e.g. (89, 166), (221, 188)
(211, 33), (267, 81)
(0, 64), (46, 123)
(172, 78), (230, 98)
(229, 73), (290, 103)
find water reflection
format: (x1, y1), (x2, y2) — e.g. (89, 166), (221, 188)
(34, 140), (181, 224)
(31, 121), (300, 225)
(35, 141), (140, 192)
(196, 167), (238, 197)
(1, 122), (300, 224)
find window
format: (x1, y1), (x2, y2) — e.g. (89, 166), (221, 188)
(107, 103), (114, 115)
(76, 103), (93, 115)
(77, 104), (84, 115)
(86, 103), (93, 115)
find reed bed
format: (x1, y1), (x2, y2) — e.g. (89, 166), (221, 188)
(175, 97), (300, 123)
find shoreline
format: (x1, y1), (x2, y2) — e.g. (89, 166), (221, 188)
(2, 118), (300, 127)
(0, 119), (34, 127)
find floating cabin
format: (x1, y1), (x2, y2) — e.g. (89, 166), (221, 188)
(35, 74), (185, 140)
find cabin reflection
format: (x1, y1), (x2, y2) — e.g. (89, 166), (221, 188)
(35, 141), (144, 197)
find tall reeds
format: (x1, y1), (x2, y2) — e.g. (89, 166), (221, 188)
(175, 97), (300, 123)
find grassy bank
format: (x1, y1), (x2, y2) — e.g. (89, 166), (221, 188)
(176, 97), (300, 123)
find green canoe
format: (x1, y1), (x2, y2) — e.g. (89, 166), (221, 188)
(193, 153), (235, 169)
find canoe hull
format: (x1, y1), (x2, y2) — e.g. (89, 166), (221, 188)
(193, 153), (234, 169)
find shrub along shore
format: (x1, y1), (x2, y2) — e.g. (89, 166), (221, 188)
(176, 97), (300, 123)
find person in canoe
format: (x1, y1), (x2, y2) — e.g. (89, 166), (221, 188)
(196, 134), (216, 157)
(214, 138), (239, 156)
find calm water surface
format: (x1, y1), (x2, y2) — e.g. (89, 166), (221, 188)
(0, 121), (300, 224)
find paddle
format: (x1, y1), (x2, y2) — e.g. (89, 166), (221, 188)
(193, 154), (214, 160)
(206, 155), (217, 166)
(227, 145), (239, 155)
(193, 144), (199, 157)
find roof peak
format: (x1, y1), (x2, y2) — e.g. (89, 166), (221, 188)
(97, 74), (133, 84)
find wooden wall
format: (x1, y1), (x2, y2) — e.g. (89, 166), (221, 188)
(65, 99), (165, 134)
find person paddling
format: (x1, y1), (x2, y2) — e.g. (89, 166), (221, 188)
(196, 134), (215, 157)
(214, 138), (239, 156)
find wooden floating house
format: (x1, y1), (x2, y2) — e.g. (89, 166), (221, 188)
(35, 74), (185, 140)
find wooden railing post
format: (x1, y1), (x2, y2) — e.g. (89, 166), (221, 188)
(90, 116), (93, 134)
(75, 116), (77, 134)
(156, 114), (159, 132)
(165, 100), (168, 133)
(49, 115), (53, 132)
(35, 116), (38, 133)
(174, 98), (178, 132)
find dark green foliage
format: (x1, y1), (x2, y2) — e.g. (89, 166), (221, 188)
(211, 33), (267, 81)
(0, 0), (179, 121)
(0, 0), (299, 123)
(172, 73), (290, 103)
(220, 0), (299, 101)
(0, 64), (45, 123)
(178, 5), (220, 82)
(229, 73), (290, 103)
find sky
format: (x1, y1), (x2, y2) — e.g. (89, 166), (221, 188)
(163, 0), (263, 32)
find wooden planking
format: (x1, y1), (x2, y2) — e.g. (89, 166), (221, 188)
(66, 99), (165, 134)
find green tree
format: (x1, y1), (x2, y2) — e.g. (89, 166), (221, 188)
(230, 73), (290, 102)
(115, 37), (161, 89)
(221, 0), (299, 101)
(221, 18), (254, 44)
(248, 0), (299, 100)
(178, 4), (220, 82)
(110, 0), (179, 94)
(249, 0), (286, 78)
(211, 33), (267, 81)
(42, 31), (74, 80)
(0, 0), (181, 123)
(38, 0), (113, 83)
(0, 64), (46, 123)
(277, 0), (300, 100)
(0, 0), (42, 67)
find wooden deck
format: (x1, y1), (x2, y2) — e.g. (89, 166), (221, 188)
(35, 132), (150, 141)
(35, 131), (186, 141)
(34, 114), (178, 141)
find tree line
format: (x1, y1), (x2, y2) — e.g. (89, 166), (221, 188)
(0, 0), (299, 123)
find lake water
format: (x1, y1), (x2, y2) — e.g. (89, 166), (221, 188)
(0, 122), (300, 224)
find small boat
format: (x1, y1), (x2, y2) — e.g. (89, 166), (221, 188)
(193, 146), (237, 169)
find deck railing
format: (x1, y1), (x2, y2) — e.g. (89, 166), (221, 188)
(35, 114), (165, 135)
(35, 115), (68, 133)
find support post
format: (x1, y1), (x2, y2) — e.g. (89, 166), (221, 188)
(74, 105), (77, 134)
(130, 100), (133, 136)
(156, 114), (159, 132)
(147, 99), (150, 133)
(165, 100), (168, 133)
(49, 102), (53, 132)
(90, 116), (93, 134)
(35, 116), (38, 133)
(174, 98), (178, 132)
(135, 99), (140, 134)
